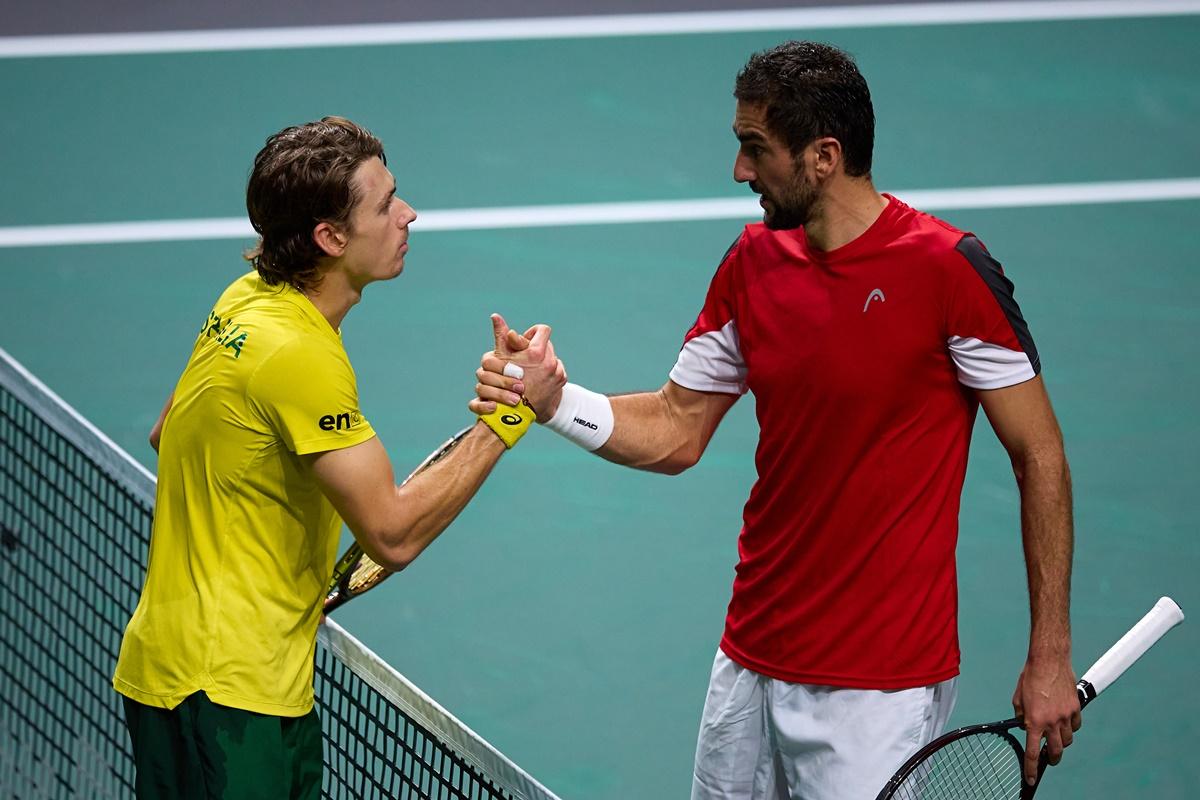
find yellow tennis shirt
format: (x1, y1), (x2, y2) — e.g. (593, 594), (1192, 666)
(113, 272), (376, 716)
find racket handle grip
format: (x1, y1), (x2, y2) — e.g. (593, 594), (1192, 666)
(1078, 597), (1184, 704)
(324, 590), (350, 614)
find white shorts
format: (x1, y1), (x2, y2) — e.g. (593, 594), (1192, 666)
(691, 649), (958, 800)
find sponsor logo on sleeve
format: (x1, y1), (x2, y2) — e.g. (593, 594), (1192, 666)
(318, 410), (363, 432)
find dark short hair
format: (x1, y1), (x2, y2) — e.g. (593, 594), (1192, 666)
(734, 41), (874, 177)
(244, 116), (385, 292)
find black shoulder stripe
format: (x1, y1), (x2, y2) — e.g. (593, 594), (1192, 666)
(714, 232), (742, 275)
(954, 236), (1041, 374)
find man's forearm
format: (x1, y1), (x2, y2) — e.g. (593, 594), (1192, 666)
(313, 423), (507, 572)
(385, 422), (508, 565)
(596, 390), (703, 474)
(1016, 446), (1074, 658)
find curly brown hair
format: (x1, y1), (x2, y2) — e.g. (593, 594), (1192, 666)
(243, 116), (386, 292)
(735, 41), (875, 178)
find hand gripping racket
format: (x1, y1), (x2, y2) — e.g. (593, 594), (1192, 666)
(323, 427), (471, 614)
(876, 597), (1185, 800)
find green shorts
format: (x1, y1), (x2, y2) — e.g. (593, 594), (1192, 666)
(121, 692), (322, 800)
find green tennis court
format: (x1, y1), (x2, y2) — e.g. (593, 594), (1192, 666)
(2, 6), (1197, 798)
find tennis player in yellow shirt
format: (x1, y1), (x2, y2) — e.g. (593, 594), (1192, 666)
(112, 116), (562, 799)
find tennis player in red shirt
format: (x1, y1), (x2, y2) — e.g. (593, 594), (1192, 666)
(474, 41), (1080, 799)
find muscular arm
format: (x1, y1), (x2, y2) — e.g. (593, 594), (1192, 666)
(596, 381), (739, 474)
(977, 375), (1080, 784)
(469, 314), (738, 474)
(472, 352), (737, 475)
(307, 422), (506, 572)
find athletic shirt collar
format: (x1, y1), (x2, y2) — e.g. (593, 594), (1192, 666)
(794, 193), (904, 263)
(259, 275), (345, 341)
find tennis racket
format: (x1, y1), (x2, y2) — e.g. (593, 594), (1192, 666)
(875, 596), (1184, 800)
(323, 426), (472, 614)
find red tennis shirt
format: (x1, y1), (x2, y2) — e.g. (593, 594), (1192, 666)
(669, 195), (1040, 689)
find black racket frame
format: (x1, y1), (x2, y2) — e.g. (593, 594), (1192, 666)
(875, 681), (1095, 800)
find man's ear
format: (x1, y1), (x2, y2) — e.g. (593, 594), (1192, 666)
(811, 136), (843, 180)
(312, 221), (347, 258)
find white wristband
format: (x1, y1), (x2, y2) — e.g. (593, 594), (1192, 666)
(543, 383), (613, 451)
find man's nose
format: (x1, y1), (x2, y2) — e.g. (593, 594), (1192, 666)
(733, 153), (754, 184)
(397, 201), (417, 226)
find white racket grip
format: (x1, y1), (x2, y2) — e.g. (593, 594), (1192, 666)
(1080, 597), (1184, 699)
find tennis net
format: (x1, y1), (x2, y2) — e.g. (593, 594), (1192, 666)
(0, 346), (562, 800)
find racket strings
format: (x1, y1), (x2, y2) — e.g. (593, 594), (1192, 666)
(348, 558), (388, 592)
(890, 731), (1022, 800)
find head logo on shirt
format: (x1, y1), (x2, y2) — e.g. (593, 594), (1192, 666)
(863, 288), (886, 313)
(318, 410), (363, 432)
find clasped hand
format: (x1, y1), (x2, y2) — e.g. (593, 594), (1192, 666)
(469, 313), (566, 421)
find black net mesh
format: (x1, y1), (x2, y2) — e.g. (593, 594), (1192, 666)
(1, 379), (144, 798)
(318, 648), (520, 799)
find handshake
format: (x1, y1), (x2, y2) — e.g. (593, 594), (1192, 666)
(470, 313), (614, 453)
(469, 313), (567, 423)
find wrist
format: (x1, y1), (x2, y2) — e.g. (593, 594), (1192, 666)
(1027, 646), (1072, 663)
(543, 383), (613, 451)
(537, 393), (562, 422)
(477, 398), (537, 448)
(1028, 623), (1072, 659)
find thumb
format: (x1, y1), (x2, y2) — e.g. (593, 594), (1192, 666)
(491, 313), (512, 354)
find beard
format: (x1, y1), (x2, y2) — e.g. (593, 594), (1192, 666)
(756, 167), (820, 231)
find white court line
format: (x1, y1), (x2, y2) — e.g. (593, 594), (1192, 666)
(1, 178), (1197, 248)
(2, 1), (1199, 57)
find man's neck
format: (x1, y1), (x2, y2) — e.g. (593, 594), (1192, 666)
(304, 269), (361, 331)
(803, 177), (889, 253)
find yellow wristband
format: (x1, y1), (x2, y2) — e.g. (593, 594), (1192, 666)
(478, 399), (537, 448)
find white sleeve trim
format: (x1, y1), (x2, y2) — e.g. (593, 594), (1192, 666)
(668, 320), (748, 395)
(948, 335), (1037, 389)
